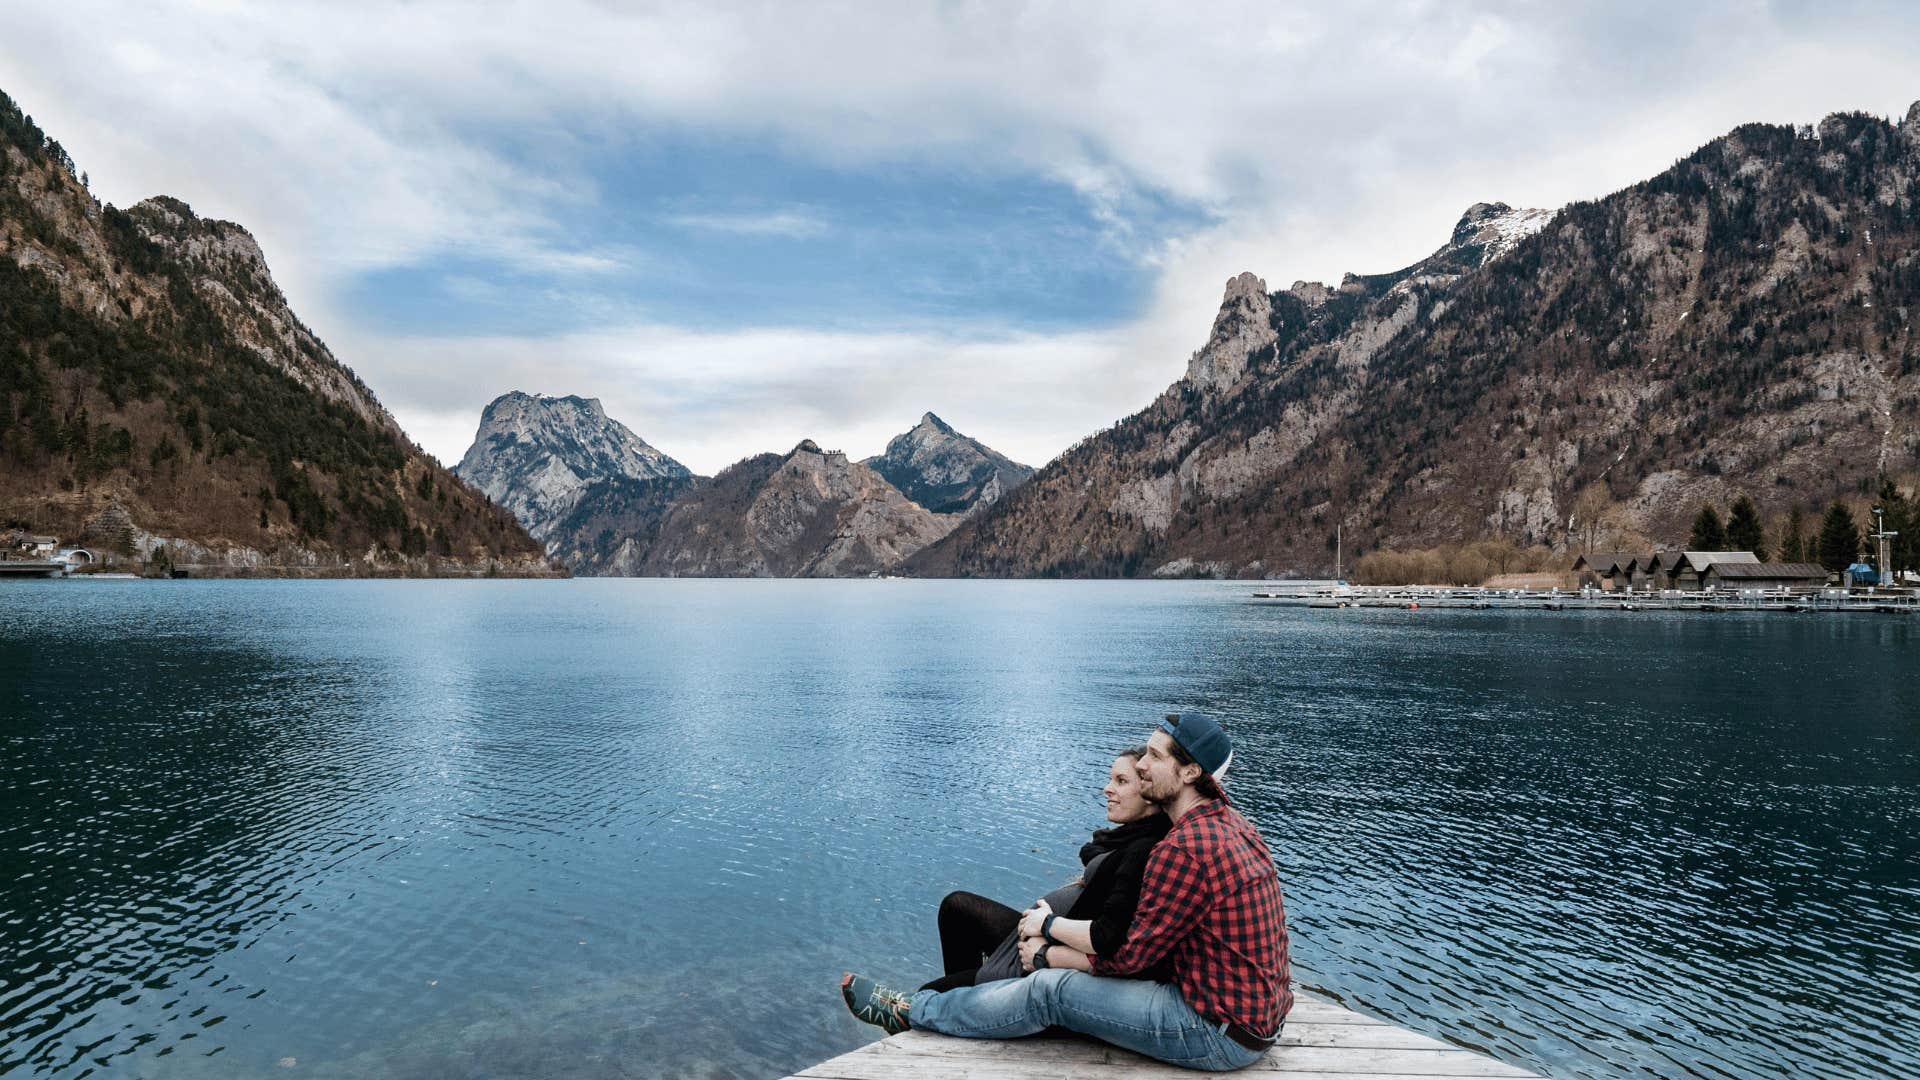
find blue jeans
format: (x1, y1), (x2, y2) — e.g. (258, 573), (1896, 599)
(908, 969), (1267, 1072)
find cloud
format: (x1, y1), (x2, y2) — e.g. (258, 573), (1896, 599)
(662, 208), (829, 239)
(6, 2), (1919, 473)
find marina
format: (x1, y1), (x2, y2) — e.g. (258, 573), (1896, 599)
(790, 990), (1543, 1080)
(1252, 584), (1920, 613)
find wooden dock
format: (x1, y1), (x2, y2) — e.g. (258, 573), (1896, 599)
(791, 990), (1544, 1079)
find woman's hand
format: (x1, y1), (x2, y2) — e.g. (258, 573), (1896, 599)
(1019, 900), (1052, 939)
(1018, 936), (1047, 973)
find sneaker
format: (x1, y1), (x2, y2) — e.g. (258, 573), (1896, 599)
(840, 971), (911, 1035)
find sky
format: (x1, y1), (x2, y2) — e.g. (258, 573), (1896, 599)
(3, 2), (1918, 474)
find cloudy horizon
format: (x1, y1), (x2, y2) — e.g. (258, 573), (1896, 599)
(4, 2), (1917, 474)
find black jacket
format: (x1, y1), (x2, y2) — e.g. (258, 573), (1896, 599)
(1067, 813), (1174, 963)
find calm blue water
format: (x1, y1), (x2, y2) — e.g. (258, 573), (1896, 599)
(2, 580), (1917, 1079)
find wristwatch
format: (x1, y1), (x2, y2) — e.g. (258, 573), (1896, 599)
(1032, 944), (1050, 969)
(1041, 913), (1060, 944)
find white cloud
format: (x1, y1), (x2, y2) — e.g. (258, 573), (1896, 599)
(662, 209), (829, 239)
(5, 3), (1919, 472)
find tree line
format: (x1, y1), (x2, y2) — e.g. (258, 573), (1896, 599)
(1689, 479), (1916, 574)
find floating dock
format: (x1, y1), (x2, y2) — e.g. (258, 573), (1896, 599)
(1250, 585), (1918, 614)
(790, 990), (1543, 1079)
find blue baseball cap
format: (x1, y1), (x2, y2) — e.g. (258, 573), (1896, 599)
(1158, 712), (1233, 780)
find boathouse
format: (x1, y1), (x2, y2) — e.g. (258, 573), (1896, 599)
(1658, 550), (1759, 590)
(1572, 552), (1639, 591)
(1702, 561), (1829, 592)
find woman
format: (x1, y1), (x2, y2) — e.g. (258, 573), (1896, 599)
(919, 746), (1171, 993)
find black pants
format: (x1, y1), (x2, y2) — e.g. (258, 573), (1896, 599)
(919, 890), (1020, 993)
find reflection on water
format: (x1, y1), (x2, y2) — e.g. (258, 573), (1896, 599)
(2, 580), (1916, 1078)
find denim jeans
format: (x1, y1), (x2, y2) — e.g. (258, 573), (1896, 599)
(908, 969), (1267, 1072)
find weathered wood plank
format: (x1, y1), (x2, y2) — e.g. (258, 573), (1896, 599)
(790, 989), (1543, 1079)
(794, 1060), (1528, 1076)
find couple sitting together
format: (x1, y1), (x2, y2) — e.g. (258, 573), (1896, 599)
(840, 712), (1294, 1073)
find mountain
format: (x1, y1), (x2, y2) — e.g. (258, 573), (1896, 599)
(0, 90), (550, 576)
(913, 104), (1920, 578)
(862, 412), (1033, 516)
(551, 440), (955, 576)
(453, 391), (689, 543)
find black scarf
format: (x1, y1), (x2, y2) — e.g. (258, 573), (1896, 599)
(1080, 811), (1172, 867)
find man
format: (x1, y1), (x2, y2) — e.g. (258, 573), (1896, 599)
(841, 712), (1292, 1072)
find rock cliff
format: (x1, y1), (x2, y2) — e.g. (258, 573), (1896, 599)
(454, 391), (689, 542)
(861, 412), (1033, 516)
(914, 104), (1920, 577)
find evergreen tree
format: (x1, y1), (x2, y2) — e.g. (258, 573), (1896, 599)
(1726, 494), (1766, 559)
(1816, 502), (1860, 572)
(1689, 502), (1727, 550)
(1778, 506), (1806, 563)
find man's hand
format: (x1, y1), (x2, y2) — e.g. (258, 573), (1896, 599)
(1018, 936), (1047, 973)
(1019, 899), (1052, 939)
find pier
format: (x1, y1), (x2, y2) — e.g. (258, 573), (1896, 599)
(1250, 584), (1919, 614)
(0, 560), (66, 578)
(790, 990), (1543, 1079)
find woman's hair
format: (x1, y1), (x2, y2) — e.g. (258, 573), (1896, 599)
(1116, 744), (1149, 762)
(1163, 737), (1224, 800)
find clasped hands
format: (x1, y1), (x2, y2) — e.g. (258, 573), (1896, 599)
(1016, 899), (1087, 973)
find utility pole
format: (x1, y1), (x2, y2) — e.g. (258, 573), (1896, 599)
(1335, 523), (1343, 584)
(1873, 506), (1898, 588)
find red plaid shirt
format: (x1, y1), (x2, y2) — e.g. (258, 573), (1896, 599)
(1091, 798), (1291, 1036)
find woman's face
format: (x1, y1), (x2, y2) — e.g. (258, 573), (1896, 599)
(1103, 754), (1154, 824)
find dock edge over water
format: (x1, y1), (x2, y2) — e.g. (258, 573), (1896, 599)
(791, 990), (1546, 1079)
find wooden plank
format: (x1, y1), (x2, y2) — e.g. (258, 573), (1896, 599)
(853, 1023), (1459, 1060)
(802, 1065), (1529, 1080)
(791, 988), (1543, 1079)
(796, 1035), (1540, 1079)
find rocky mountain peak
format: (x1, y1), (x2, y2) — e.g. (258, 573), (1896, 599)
(792, 438), (824, 455)
(1288, 280), (1334, 307)
(1184, 272), (1276, 392)
(1444, 202), (1553, 266)
(863, 413), (1034, 517)
(915, 411), (957, 435)
(454, 391), (689, 543)
(1451, 201), (1513, 243)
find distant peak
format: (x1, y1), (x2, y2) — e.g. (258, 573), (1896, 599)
(916, 412), (955, 434)
(1451, 202), (1513, 244)
(1222, 271), (1267, 304)
(792, 438), (823, 455)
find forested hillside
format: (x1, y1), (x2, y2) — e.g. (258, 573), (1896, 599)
(0, 91), (549, 574)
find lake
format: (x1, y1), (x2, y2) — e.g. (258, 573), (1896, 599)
(2, 579), (1916, 1078)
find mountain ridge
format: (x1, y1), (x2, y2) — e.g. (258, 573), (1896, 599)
(0, 90), (552, 575)
(912, 103), (1920, 578)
